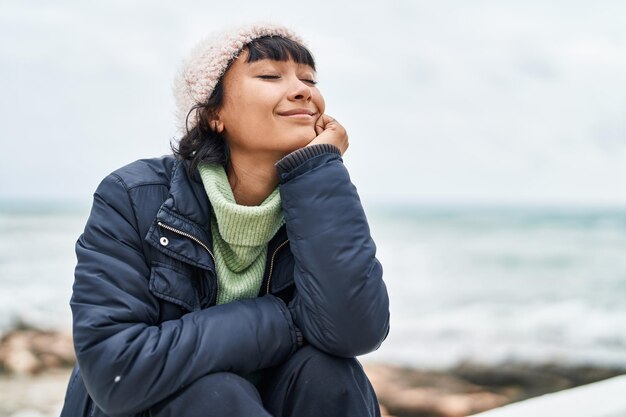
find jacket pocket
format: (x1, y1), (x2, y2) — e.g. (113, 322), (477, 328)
(149, 262), (200, 314)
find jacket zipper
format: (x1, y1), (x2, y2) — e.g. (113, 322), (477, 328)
(265, 239), (289, 294)
(157, 222), (220, 303)
(158, 221), (288, 298)
(157, 221), (218, 305)
(157, 221), (216, 263)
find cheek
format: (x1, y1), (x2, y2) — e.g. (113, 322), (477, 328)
(224, 96), (272, 132)
(314, 91), (326, 114)
(242, 93), (281, 126)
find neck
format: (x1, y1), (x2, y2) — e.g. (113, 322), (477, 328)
(227, 150), (281, 206)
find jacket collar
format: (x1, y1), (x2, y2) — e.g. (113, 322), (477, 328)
(146, 160), (216, 270)
(145, 159), (289, 272)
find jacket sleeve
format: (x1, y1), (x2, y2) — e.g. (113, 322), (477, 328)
(276, 145), (390, 358)
(71, 173), (298, 417)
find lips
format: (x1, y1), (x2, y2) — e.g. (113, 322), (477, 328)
(277, 108), (316, 116)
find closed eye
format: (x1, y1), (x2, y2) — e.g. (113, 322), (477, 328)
(257, 75), (280, 79)
(302, 79), (318, 85)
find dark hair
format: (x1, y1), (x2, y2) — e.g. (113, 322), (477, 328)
(171, 36), (317, 176)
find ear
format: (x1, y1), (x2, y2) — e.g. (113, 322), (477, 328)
(208, 111), (225, 134)
(214, 120), (225, 134)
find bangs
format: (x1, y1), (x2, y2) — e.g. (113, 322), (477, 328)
(244, 36), (316, 70)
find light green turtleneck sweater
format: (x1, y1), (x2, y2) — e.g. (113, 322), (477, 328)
(198, 163), (285, 305)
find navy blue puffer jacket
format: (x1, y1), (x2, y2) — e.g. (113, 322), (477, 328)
(60, 147), (390, 417)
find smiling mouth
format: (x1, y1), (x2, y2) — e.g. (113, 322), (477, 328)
(279, 113), (315, 119)
(277, 108), (317, 118)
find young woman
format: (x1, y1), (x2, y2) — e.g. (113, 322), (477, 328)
(60, 23), (390, 417)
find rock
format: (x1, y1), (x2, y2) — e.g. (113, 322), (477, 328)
(364, 363), (508, 417)
(0, 330), (75, 375)
(451, 362), (626, 402)
(363, 362), (626, 417)
(3, 349), (40, 375)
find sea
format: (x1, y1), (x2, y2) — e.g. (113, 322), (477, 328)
(2, 201), (626, 371)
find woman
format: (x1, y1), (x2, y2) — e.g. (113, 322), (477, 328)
(60, 23), (390, 417)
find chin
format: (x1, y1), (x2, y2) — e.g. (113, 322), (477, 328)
(279, 131), (316, 153)
(297, 134), (318, 149)
(299, 127), (318, 143)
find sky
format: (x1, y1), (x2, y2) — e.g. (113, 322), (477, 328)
(1, 0), (626, 207)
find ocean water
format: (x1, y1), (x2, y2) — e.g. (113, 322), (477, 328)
(365, 206), (626, 369)
(1, 202), (626, 370)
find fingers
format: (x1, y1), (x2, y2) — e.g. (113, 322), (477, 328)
(310, 113), (349, 156)
(322, 114), (335, 124)
(315, 113), (332, 134)
(315, 116), (324, 135)
(315, 114), (337, 132)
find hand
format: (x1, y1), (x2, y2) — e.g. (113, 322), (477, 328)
(307, 114), (349, 156)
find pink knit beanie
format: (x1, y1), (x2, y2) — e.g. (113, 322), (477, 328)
(173, 22), (305, 134)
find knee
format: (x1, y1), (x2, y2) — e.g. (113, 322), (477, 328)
(293, 345), (358, 371)
(182, 372), (257, 401)
(151, 372), (262, 416)
(290, 345), (370, 394)
(260, 346), (379, 416)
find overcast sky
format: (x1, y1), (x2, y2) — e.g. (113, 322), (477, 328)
(1, 1), (625, 207)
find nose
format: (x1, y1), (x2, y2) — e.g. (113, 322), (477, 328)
(288, 77), (312, 102)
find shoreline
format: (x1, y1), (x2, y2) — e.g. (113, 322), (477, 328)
(2, 329), (625, 417)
